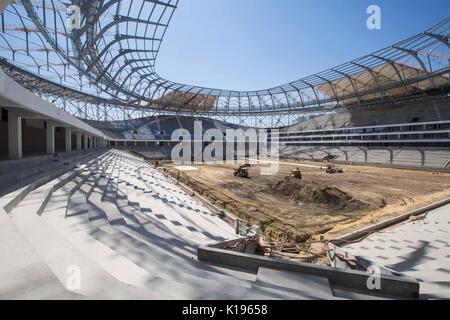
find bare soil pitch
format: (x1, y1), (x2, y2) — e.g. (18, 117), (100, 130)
(161, 159), (450, 244)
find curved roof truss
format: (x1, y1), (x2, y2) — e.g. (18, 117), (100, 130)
(0, 1), (448, 117)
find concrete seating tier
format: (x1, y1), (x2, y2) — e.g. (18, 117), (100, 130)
(0, 149), (429, 299)
(283, 98), (450, 132)
(85, 116), (243, 140)
(0, 149), (343, 299)
(344, 204), (450, 299)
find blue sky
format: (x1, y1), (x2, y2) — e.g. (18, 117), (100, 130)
(157, 0), (450, 91)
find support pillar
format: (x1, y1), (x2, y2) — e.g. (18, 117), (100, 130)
(8, 109), (22, 160)
(76, 132), (82, 151)
(83, 134), (88, 151)
(46, 121), (55, 155)
(65, 128), (72, 153)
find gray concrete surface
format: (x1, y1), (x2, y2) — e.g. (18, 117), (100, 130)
(343, 204), (450, 299)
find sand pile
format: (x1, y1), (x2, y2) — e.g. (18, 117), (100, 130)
(271, 177), (373, 211)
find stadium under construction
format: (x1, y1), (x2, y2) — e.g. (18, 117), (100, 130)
(0, 0), (449, 300)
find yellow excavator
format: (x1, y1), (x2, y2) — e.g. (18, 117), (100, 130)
(234, 164), (249, 178)
(290, 167), (302, 180)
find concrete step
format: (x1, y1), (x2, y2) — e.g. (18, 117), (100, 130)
(86, 214), (254, 288)
(129, 174), (233, 244)
(88, 227), (254, 299)
(138, 194), (212, 244)
(115, 182), (147, 227)
(41, 198), (175, 299)
(140, 171), (234, 235)
(419, 282), (450, 299)
(9, 198), (162, 299)
(0, 210), (80, 300)
(114, 184), (193, 246)
(90, 176), (126, 226)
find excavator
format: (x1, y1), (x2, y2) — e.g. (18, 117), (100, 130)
(234, 164), (249, 178)
(290, 167), (303, 180)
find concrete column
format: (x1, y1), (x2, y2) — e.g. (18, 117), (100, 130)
(8, 109), (22, 160)
(46, 121), (55, 155)
(76, 132), (82, 151)
(65, 128), (72, 153)
(83, 134), (88, 151)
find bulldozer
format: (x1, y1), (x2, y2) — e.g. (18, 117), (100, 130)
(325, 163), (343, 174)
(290, 167), (302, 180)
(234, 165), (249, 178)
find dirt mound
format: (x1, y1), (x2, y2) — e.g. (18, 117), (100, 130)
(271, 178), (372, 211)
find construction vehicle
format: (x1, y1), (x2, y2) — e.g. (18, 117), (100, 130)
(325, 163), (343, 174)
(242, 160), (252, 168)
(290, 167), (302, 180)
(234, 165), (249, 178)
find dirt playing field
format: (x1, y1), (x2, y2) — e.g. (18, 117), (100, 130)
(160, 159), (450, 247)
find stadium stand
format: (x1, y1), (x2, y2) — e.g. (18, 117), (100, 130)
(280, 98), (450, 131)
(0, 149), (425, 299)
(0, 0), (448, 301)
(85, 116), (242, 141)
(275, 98), (450, 169)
